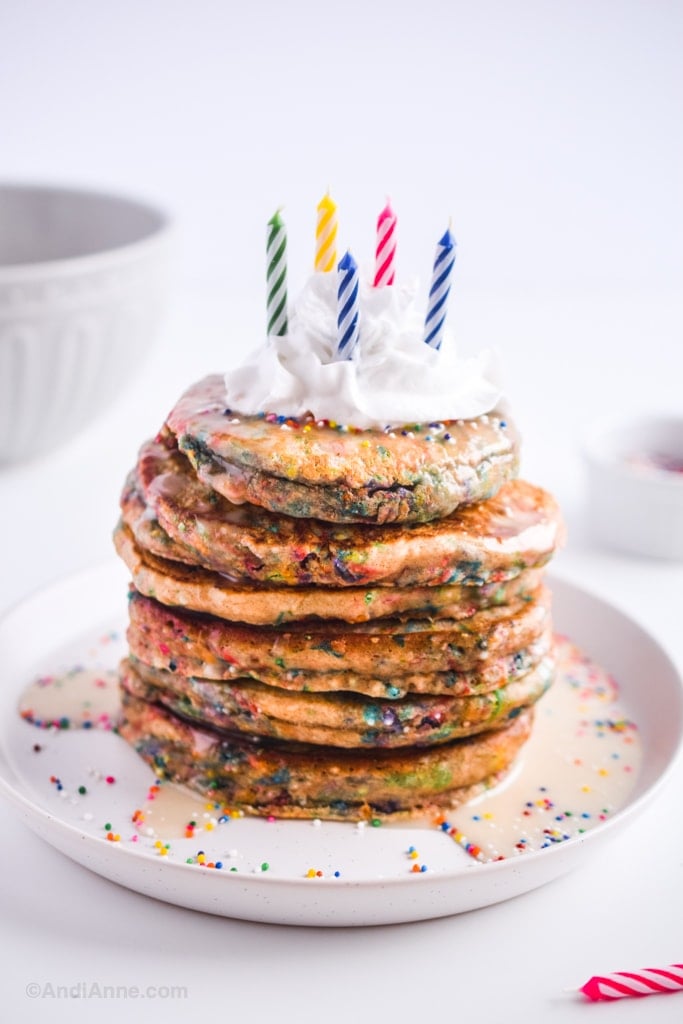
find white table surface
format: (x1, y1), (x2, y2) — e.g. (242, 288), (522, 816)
(2, 2), (683, 1021)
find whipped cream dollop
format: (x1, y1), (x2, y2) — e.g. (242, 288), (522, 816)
(224, 272), (502, 428)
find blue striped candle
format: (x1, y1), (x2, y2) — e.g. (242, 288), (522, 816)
(423, 227), (455, 350)
(336, 250), (360, 359)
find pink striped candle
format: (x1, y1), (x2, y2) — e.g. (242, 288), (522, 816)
(373, 200), (397, 286)
(579, 964), (683, 1002)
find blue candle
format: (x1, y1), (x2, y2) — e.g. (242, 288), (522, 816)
(336, 250), (360, 359)
(424, 227), (455, 350)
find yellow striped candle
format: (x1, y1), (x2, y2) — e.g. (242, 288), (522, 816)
(315, 192), (338, 272)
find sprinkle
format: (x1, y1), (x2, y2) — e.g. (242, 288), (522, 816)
(438, 819), (489, 862)
(260, 862), (269, 872)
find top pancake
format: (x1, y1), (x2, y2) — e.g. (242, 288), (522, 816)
(124, 435), (562, 588)
(165, 374), (519, 524)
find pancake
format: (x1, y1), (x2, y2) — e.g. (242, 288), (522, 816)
(119, 688), (535, 820)
(120, 472), (201, 568)
(127, 586), (552, 677)
(127, 629), (553, 700)
(114, 521), (544, 626)
(122, 436), (562, 588)
(114, 351), (562, 820)
(121, 654), (553, 748)
(165, 375), (519, 524)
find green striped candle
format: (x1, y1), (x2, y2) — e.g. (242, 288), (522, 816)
(267, 209), (288, 336)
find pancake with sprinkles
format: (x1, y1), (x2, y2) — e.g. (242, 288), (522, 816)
(114, 521), (545, 626)
(166, 375), (519, 525)
(114, 212), (564, 820)
(119, 690), (536, 820)
(120, 433), (561, 588)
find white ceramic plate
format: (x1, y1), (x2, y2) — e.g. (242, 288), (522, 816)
(0, 562), (681, 926)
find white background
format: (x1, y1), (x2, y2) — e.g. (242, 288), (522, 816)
(1, 1), (682, 1021)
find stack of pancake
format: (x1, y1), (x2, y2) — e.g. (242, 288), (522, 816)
(115, 374), (563, 820)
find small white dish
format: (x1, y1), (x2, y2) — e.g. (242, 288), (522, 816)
(583, 415), (683, 559)
(0, 183), (171, 463)
(0, 562), (681, 926)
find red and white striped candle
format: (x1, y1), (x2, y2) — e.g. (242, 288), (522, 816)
(579, 964), (683, 1002)
(373, 200), (397, 287)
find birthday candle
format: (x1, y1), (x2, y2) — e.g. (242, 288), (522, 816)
(579, 964), (683, 1002)
(423, 227), (456, 350)
(315, 192), (338, 272)
(336, 250), (360, 359)
(373, 200), (397, 287)
(266, 209), (288, 336)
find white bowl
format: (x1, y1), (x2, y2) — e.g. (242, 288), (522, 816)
(0, 183), (171, 463)
(583, 415), (683, 559)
